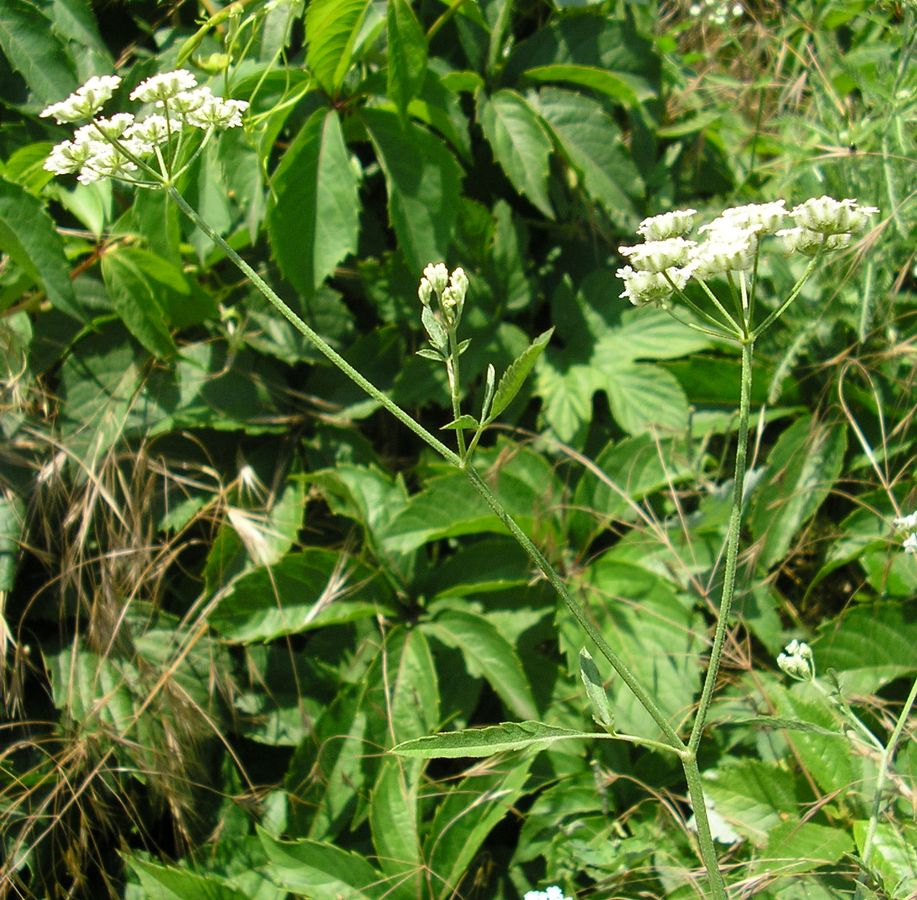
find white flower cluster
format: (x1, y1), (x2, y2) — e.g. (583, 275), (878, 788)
(689, 0), (743, 25)
(617, 197), (878, 307)
(777, 640), (815, 681)
(41, 70), (249, 186)
(524, 887), (571, 900)
(418, 263), (468, 325)
(893, 511), (917, 554)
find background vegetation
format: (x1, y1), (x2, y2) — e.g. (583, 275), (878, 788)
(0, 0), (914, 897)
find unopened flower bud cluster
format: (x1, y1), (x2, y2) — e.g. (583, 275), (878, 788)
(418, 263), (468, 327)
(617, 197), (878, 307)
(893, 511), (917, 555)
(42, 70), (248, 186)
(777, 640), (815, 681)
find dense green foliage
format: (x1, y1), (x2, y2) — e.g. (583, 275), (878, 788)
(1, 1), (915, 897)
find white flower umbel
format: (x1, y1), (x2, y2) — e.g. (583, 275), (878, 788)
(619, 237), (695, 272)
(42, 70), (249, 187)
(523, 887), (571, 900)
(637, 208), (697, 240)
(40, 75), (122, 123)
(616, 265), (689, 307)
(904, 533), (917, 555)
(776, 227), (852, 257)
(893, 512), (917, 531)
(130, 69), (198, 102)
(688, 224), (760, 277)
(707, 200), (786, 234)
(777, 639), (815, 681)
(790, 196), (879, 236)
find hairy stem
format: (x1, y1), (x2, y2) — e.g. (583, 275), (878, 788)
(682, 752), (729, 899)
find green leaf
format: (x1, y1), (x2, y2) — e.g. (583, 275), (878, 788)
(369, 759), (421, 897)
(305, 0), (371, 96)
(267, 107), (359, 298)
(524, 64), (655, 105)
(361, 108), (462, 272)
(487, 327), (553, 422)
(257, 828), (382, 899)
(47, 0), (113, 80)
(209, 549), (392, 643)
(0, 177), (82, 321)
(441, 414), (479, 431)
(478, 90), (554, 219)
(387, 0), (427, 117)
(393, 720), (597, 758)
(757, 821), (853, 877)
(603, 363), (690, 435)
(0, 0), (77, 104)
(126, 858), (249, 900)
(101, 246), (177, 357)
(750, 416), (847, 569)
(853, 820), (917, 898)
(0, 493), (25, 594)
(424, 608), (538, 720)
(534, 87), (643, 224)
(579, 648), (614, 729)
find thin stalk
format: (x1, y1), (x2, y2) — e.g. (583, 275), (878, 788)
(689, 336), (754, 753)
(445, 327), (467, 458)
(752, 253), (821, 338)
(463, 466), (685, 752)
(856, 675), (917, 898)
(682, 752), (729, 900)
(166, 185), (462, 467)
(169, 184), (683, 751)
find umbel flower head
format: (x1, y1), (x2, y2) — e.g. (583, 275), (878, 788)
(41, 70), (249, 187)
(617, 197), (879, 307)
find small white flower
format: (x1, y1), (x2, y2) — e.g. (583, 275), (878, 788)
(892, 512), (917, 531)
(688, 226), (760, 276)
(619, 237), (695, 273)
(777, 640), (815, 681)
(422, 263), (449, 294)
(903, 533), (917, 554)
(637, 208), (697, 241)
(130, 69), (198, 103)
(790, 196), (879, 235)
(165, 87), (213, 117)
(617, 265), (688, 306)
(40, 74), (122, 123)
(523, 887), (571, 900)
(43, 137), (99, 175)
(81, 113), (135, 140)
(185, 95), (249, 130)
(715, 200), (786, 234)
(126, 114), (173, 144)
(776, 227), (851, 256)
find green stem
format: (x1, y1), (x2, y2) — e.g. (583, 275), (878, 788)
(445, 328), (467, 458)
(689, 336), (754, 754)
(857, 675), (917, 897)
(462, 466), (685, 752)
(166, 185), (462, 467)
(169, 184), (682, 750)
(682, 752), (729, 900)
(752, 253), (821, 338)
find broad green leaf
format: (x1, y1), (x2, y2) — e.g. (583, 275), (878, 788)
(0, 0), (77, 104)
(597, 306), (712, 363)
(853, 820), (917, 898)
(209, 549), (392, 643)
(750, 416), (847, 569)
(424, 608), (538, 719)
(524, 64), (655, 105)
(361, 108), (462, 272)
(369, 759), (421, 897)
(424, 756), (535, 899)
(0, 493), (24, 594)
(47, 0), (112, 79)
(393, 720), (598, 758)
(416, 536), (531, 598)
(267, 107), (359, 298)
(487, 327), (554, 421)
(815, 602), (917, 694)
(534, 87), (643, 224)
(126, 859), (248, 900)
(305, 0), (371, 95)
(757, 821), (853, 877)
(478, 90), (554, 218)
(724, 716), (845, 739)
(406, 69), (472, 161)
(387, 0), (427, 117)
(257, 828), (381, 899)
(603, 363), (690, 435)
(0, 177), (82, 321)
(579, 648), (614, 729)
(535, 356), (600, 443)
(101, 246), (177, 358)
(702, 759), (799, 847)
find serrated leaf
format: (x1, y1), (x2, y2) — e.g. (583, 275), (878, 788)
(523, 64), (655, 105)
(441, 414), (479, 431)
(387, 0), (427, 117)
(603, 363), (690, 435)
(478, 90), (554, 218)
(267, 107), (359, 298)
(305, 0), (371, 95)
(393, 720), (597, 758)
(0, 177), (83, 321)
(579, 648), (614, 729)
(100, 246), (177, 357)
(126, 858), (248, 900)
(361, 108), (462, 272)
(487, 327), (553, 422)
